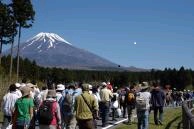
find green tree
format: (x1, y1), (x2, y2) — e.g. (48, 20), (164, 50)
(0, 2), (16, 65)
(11, 0), (35, 81)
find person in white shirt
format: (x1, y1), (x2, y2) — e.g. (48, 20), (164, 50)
(40, 86), (48, 102)
(100, 82), (113, 127)
(92, 85), (101, 119)
(111, 87), (119, 121)
(1, 84), (20, 129)
(136, 82), (151, 129)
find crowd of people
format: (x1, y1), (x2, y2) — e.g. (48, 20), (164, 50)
(1, 80), (194, 129)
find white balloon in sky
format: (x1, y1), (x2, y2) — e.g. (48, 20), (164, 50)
(134, 42), (137, 45)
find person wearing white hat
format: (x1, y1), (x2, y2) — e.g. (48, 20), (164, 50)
(136, 82), (151, 129)
(56, 84), (65, 102)
(100, 82), (113, 127)
(15, 83), (22, 97)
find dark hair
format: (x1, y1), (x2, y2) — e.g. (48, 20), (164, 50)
(153, 81), (160, 87)
(9, 84), (16, 92)
(31, 80), (37, 85)
(92, 86), (98, 93)
(22, 78), (27, 83)
(42, 86), (47, 90)
(130, 85), (135, 90)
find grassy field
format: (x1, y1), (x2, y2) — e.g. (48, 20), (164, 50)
(116, 107), (182, 129)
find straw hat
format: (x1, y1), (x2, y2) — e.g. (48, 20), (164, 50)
(82, 83), (90, 91)
(26, 83), (35, 88)
(20, 86), (31, 97)
(140, 82), (150, 90)
(102, 82), (107, 87)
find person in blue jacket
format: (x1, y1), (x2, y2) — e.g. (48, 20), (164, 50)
(151, 81), (165, 125)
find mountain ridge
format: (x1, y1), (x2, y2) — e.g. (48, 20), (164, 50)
(4, 32), (120, 70)
(3, 32), (150, 71)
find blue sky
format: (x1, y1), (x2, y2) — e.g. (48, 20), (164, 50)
(3, 0), (194, 70)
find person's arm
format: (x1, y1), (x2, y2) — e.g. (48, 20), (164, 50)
(109, 90), (113, 98)
(29, 98), (34, 119)
(93, 97), (98, 111)
(92, 96), (99, 119)
(29, 107), (33, 119)
(56, 103), (61, 129)
(74, 96), (77, 113)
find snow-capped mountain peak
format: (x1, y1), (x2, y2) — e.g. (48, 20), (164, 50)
(24, 32), (72, 51)
(27, 32), (71, 45)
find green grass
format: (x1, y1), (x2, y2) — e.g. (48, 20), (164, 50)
(116, 107), (182, 129)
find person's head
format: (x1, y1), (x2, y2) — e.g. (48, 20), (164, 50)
(82, 83), (90, 91)
(15, 83), (21, 89)
(140, 82), (150, 92)
(68, 82), (76, 90)
(102, 82), (107, 88)
(31, 80), (37, 86)
(9, 84), (16, 92)
(56, 84), (65, 92)
(92, 86), (98, 93)
(74, 82), (79, 89)
(130, 85), (135, 90)
(153, 81), (160, 88)
(26, 83), (35, 92)
(47, 90), (56, 99)
(42, 86), (47, 91)
(22, 78), (27, 83)
(113, 87), (118, 92)
(20, 86), (31, 98)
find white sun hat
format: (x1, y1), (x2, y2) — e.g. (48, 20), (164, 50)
(15, 83), (21, 88)
(56, 84), (65, 91)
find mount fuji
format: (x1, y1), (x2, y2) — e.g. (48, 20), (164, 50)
(4, 32), (120, 70)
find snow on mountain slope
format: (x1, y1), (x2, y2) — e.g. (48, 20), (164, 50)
(22, 32), (71, 51)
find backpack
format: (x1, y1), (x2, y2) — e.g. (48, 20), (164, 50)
(39, 100), (55, 125)
(127, 92), (135, 103)
(60, 91), (76, 116)
(136, 93), (147, 110)
(34, 94), (41, 108)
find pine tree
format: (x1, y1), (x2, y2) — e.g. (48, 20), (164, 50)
(0, 2), (17, 66)
(11, 0), (35, 81)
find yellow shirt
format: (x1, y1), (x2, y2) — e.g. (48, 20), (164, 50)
(100, 87), (113, 102)
(74, 91), (98, 120)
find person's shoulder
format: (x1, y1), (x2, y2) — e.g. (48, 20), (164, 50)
(15, 98), (22, 104)
(143, 91), (151, 96)
(75, 94), (82, 100)
(3, 93), (9, 100)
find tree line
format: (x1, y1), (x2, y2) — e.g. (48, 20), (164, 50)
(1, 55), (193, 90)
(0, 0), (193, 90)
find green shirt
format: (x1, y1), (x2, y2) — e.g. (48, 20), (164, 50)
(15, 97), (34, 121)
(74, 91), (98, 120)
